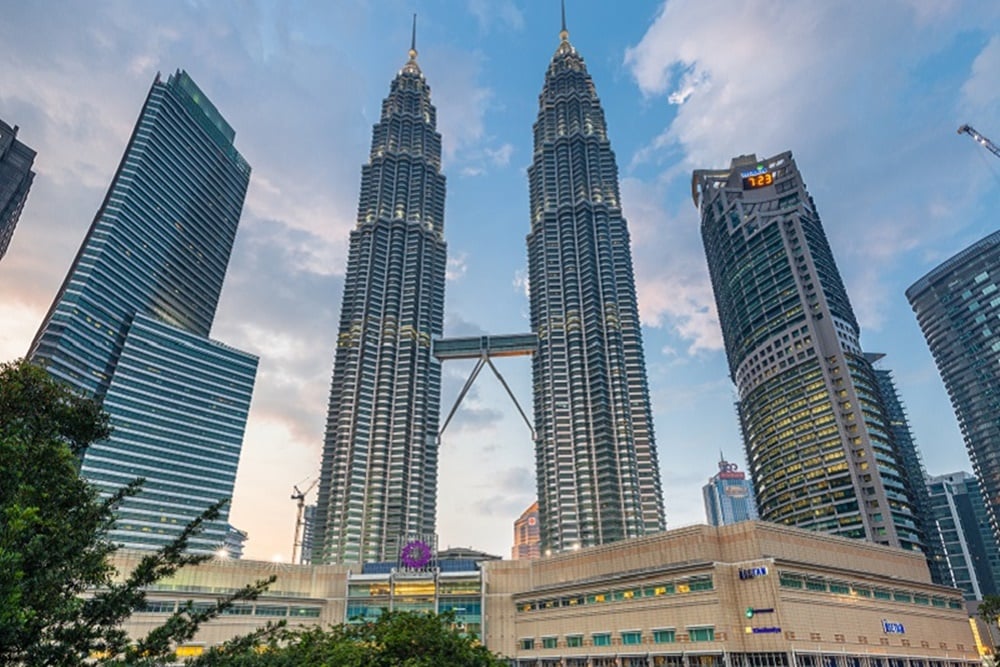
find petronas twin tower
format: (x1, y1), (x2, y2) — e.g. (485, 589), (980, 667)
(314, 14), (663, 564)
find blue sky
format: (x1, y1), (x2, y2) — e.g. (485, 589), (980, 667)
(1, 0), (999, 561)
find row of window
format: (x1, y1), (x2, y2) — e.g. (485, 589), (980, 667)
(517, 575), (713, 613)
(519, 627), (715, 650)
(778, 572), (963, 609)
(137, 601), (321, 617)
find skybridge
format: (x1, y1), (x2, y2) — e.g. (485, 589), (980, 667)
(432, 333), (537, 443)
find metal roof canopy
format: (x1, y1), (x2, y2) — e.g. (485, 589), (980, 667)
(432, 334), (537, 442)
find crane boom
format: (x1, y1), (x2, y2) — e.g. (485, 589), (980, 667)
(958, 124), (1000, 160)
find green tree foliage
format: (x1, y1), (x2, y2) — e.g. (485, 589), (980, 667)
(981, 594), (1000, 628)
(0, 359), (276, 666)
(190, 611), (508, 667)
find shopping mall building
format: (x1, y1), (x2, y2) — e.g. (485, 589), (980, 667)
(114, 521), (989, 664)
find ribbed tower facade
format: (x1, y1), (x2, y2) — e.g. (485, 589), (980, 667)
(314, 41), (447, 564)
(29, 71), (256, 553)
(907, 230), (1000, 546)
(526, 21), (665, 554)
(694, 152), (922, 552)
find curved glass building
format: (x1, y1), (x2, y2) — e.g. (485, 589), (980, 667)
(314, 39), (447, 564)
(907, 230), (1000, 546)
(526, 21), (664, 553)
(29, 70), (256, 553)
(694, 152), (922, 552)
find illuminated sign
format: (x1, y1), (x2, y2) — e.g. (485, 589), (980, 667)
(746, 626), (782, 634)
(739, 566), (768, 580)
(740, 164), (774, 190)
(882, 620), (905, 634)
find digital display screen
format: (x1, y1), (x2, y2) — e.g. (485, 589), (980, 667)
(740, 165), (774, 190)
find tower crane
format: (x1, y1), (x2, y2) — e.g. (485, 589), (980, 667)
(958, 124), (1000, 160)
(290, 478), (318, 564)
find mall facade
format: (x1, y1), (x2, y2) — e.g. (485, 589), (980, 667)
(114, 521), (985, 664)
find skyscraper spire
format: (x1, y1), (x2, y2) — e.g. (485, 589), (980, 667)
(409, 13), (418, 60)
(559, 0), (568, 41)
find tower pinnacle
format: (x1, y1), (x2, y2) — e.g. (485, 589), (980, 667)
(559, 0), (569, 42)
(409, 13), (418, 60)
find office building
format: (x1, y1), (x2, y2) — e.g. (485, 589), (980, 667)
(694, 152), (922, 552)
(112, 522), (980, 665)
(702, 453), (758, 526)
(314, 32), (448, 564)
(874, 366), (951, 585)
(927, 471), (1000, 600)
(0, 119), (36, 260)
(526, 12), (664, 554)
(512, 501), (541, 560)
(907, 230), (1000, 545)
(29, 70), (256, 553)
(224, 525), (249, 560)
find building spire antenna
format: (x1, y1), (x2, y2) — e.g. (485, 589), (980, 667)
(559, 0), (569, 42)
(409, 13), (418, 60)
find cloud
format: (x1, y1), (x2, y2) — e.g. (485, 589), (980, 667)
(446, 252), (468, 281)
(962, 35), (1000, 115)
(466, 0), (525, 33)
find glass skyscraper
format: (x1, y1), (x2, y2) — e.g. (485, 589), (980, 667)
(702, 454), (758, 526)
(526, 20), (664, 554)
(694, 152), (922, 552)
(29, 70), (256, 553)
(314, 40), (447, 564)
(0, 119), (36, 261)
(875, 366), (950, 584)
(907, 230), (1000, 546)
(926, 471), (1000, 600)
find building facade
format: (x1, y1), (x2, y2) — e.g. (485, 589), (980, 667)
(526, 17), (664, 555)
(513, 501), (542, 560)
(702, 454), (758, 526)
(694, 152), (922, 552)
(906, 230), (1000, 545)
(314, 38), (447, 564)
(29, 70), (256, 553)
(0, 119), (36, 260)
(874, 367), (950, 585)
(926, 471), (1000, 600)
(113, 522), (981, 665)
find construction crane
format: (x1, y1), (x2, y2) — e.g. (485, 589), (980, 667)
(290, 478), (318, 564)
(958, 124), (1000, 159)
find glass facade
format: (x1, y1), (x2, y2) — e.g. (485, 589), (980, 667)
(694, 152), (921, 551)
(702, 455), (758, 526)
(0, 119), (36, 261)
(314, 44), (447, 564)
(874, 368), (950, 584)
(29, 70), (255, 553)
(346, 570), (482, 637)
(526, 23), (664, 554)
(907, 230), (1000, 545)
(926, 471), (1000, 600)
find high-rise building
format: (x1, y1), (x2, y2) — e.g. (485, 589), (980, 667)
(29, 70), (256, 554)
(512, 501), (541, 560)
(314, 33), (447, 564)
(702, 454), (758, 526)
(874, 366), (950, 585)
(907, 230), (1000, 545)
(0, 119), (36, 260)
(926, 471), (1000, 600)
(694, 152), (922, 552)
(224, 524), (249, 560)
(526, 14), (664, 554)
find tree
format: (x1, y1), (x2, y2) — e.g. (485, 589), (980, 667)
(189, 611), (508, 667)
(980, 594), (1000, 628)
(0, 359), (275, 665)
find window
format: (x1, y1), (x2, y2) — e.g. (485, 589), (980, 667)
(592, 633), (611, 647)
(520, 638), (535, 650)
(542, 636), (557, 649)
(689, 627), (715, 642)
(653, 629), (676, 644)
(566, 635), (583, 648)
(621, 631), (642, 645)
